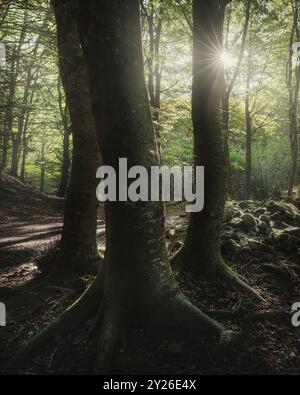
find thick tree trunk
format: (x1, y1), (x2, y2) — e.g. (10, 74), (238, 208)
(51, 0), (100, 276)
(6, 0), (238, 375)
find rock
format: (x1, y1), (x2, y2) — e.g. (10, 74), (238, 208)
(248, 239), (273, 253)
(229, 217), (244, 228)
(241, 213), (257, 229)
(284, 226), (300, 238)
(221, 239), (240, 256)
(272, 230), (299, 252)
(239, 200), (257, 210)
(266, 201), (300, 223)
(254, 207), (266, 216)
(259, 214), (271, 226)
(166, 228), (176, 238)
(257, 220), (270, 235)
(269, 211), (283, 221)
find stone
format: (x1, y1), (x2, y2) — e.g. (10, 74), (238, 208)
(254, 207), (266, 216)
(259, 214), (271, 226)
(221, 239), (240, 256)
(257, 220), (269, 235)
(229, 217), (244, 228)
(272, 230), (299, 252)
(241, 213), (257, 229)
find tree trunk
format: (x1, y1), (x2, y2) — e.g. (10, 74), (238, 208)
(7, 0), (239, 375)
(222, 0), (251, 199)
(245, 99), (252, 200)
(51, 0), (100, 276)
(222, 93), (232, 197)
(287, 1), (300, 199)
(245, 49), (252, 200)
(20, 98), (31, 181)
(173, 0), (227, 279)
(40, 142), (45, 193)
(57, 78), (70, 197)
(143, 0), (163, 160)
(170, 0), (264, 302)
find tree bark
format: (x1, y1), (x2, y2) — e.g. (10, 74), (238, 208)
(170, 0), (264, 302)
(245, 48), (252, 200)
(51, 0), (100, 276)
(287, 1), (300, 199)
(57, 78), (70, 197)
(222, 0), (251, 198)
(173, 0), (227, 279)
(8, 0), (238, 374)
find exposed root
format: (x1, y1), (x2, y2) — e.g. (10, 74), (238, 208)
(170, 247), (266, 304)
(5, 272), (103, 372)
(151, 291), (238, 349)
(218, 262), (267, 304)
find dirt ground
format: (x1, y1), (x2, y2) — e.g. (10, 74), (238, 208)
(0, 174), (300, 375)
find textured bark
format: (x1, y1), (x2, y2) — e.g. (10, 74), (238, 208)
(57, 78), (70, 197)
(173, 0), (227, 279)
(52, 0), (100, 275)
(78, 0), (232, 368)
(8, 0), (238, 374)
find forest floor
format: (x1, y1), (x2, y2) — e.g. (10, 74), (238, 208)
(0, 173), (300, 375)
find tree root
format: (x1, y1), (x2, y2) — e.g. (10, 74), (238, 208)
(218, 261), (267, 304)
(6, 265), (242, 374)
(93, 301), (123, 374)
(5, 272), (103, 372)
(170, 248), (266, 304)
(151, 291), (240, 349)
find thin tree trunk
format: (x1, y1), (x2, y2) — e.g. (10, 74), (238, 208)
(4, 7), (29, 175)
(245, 48), (252, 200)
(40, 142), (45, 193)
(222, 0), (251, 197)
(287, 1), (300, 199)
(57, 78), (70, 197)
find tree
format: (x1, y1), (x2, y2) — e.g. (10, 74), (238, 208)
(287, 0), (300, 199)
(50, 0), (100, 277)
(1, 5), (28, 174)
(171, 0), (264, 302)
(141, 0), (164, 158)
(222, 0), (252, 197)
(8, 0), (237, 374)
(56, 77), (70, 197)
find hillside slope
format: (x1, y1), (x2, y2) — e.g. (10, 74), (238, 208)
(0, 172), (64, 222)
